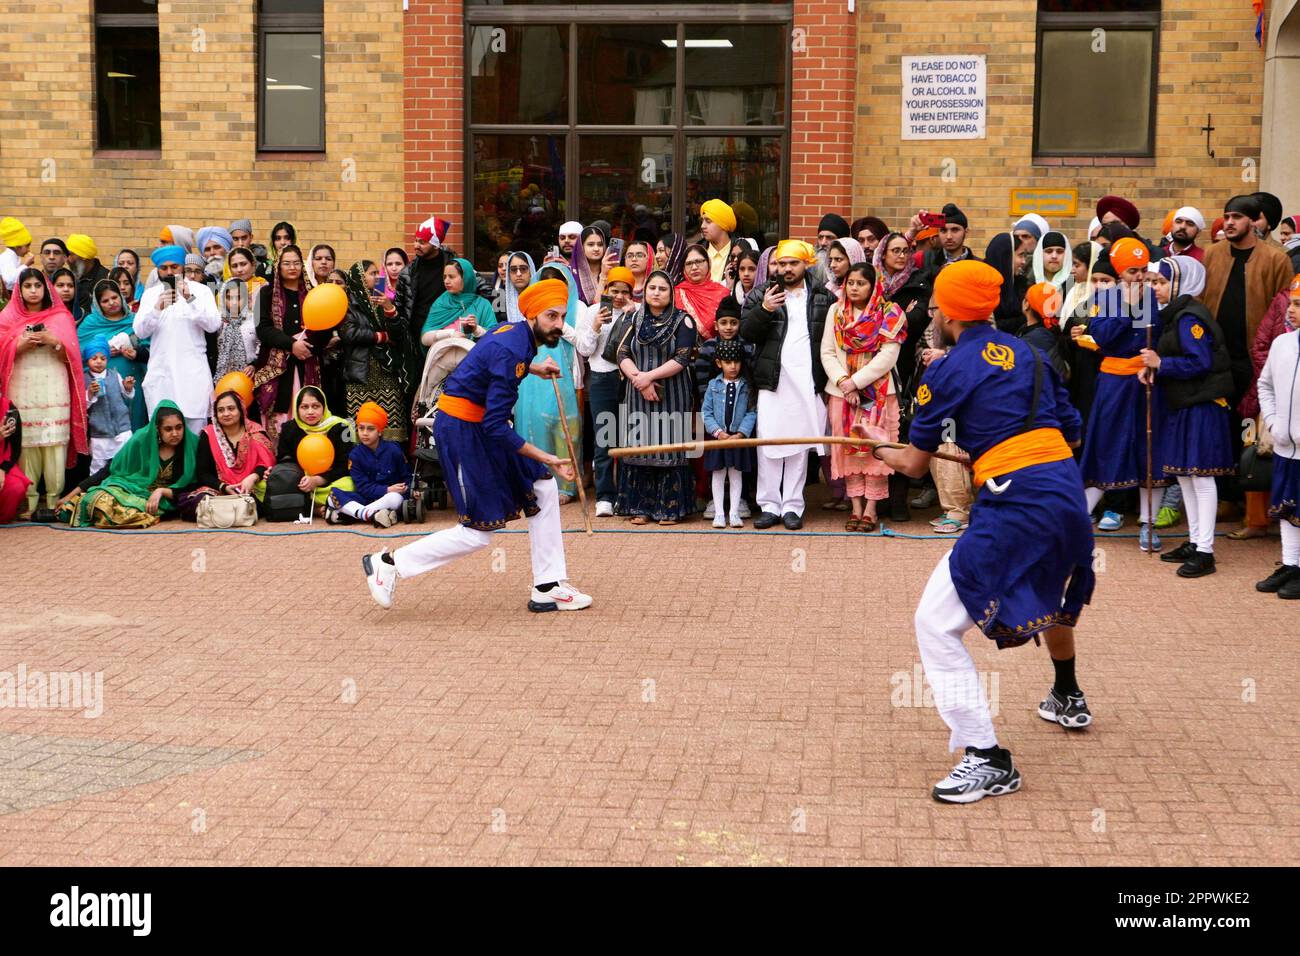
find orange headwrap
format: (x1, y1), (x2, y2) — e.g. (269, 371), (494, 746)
(517, 278), (569, 319)
(606, 266), (635, 290)
(1161, 209), (1176, 238)
(1290, 275), (1300, 299)
(774, 239), (817, 263)
(1025, 281), (1063, 329)
(356, 401), (388, 431)
(1108, 237), (1149, 273)
(934, 259), (1003, 323)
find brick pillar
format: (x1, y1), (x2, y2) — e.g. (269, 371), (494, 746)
(788, 0), (857, 240)
(404, 0), (464, 244)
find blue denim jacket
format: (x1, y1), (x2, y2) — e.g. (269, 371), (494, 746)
(701, 374), (756, 437)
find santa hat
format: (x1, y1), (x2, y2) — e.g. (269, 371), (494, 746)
(415, 217), (452, 248)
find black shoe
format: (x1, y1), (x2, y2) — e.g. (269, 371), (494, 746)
(1160, 540), (1196, 563)
(888, 473), (911, 522)
(31, 508), (56, 523)
(1177, 550), (1216, 578)
(782, 511), (803, 530)
(1256, 563), (1300, 593)
(753, 511), (781, 529)
(932, 746), (1022, 804)
(1038, 688), (1093, 729)
(1279, 575), (1300, 600)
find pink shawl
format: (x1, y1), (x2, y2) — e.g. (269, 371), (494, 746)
(0, 285), (89, 456)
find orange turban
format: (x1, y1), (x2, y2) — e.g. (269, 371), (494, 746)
(1290, 275), (1300, 299)
(606, 266), (635, 290)
(356, 401), (388, 431)
(774, 239), (817, 263)
(1108, 237), (1149, 273)
(934, 259), (1003, 323)
(518, 278), (569, 319)
(1161, 209), (1176, 238)
(1025, 282), (1063, 328)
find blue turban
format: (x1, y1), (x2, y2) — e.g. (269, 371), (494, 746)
(151, 244), (186, 267)
(196, 226), (233, 254)
(81, 338), (110, 365)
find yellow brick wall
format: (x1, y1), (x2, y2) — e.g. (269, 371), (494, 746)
(854, 0), (1268, 249)
(0, 1), (404, 270)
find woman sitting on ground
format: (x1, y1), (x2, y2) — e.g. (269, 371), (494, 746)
(176, 389), (275, 520)
(262, 385), (354, 518)
(58, 400), (197, 528)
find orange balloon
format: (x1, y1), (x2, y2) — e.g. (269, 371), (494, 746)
(214, 371), (254, 409)
(296, 433), (334, 476)
(302, 283), (348, 331)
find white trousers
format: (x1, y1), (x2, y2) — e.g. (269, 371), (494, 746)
(756, 451), (808, 517)
(391, 476), (567, 586)
(1085, 485), (1152, 523)
(711, 468), (742, 518)
(1176, 475), (1218, 553)
(914, 551), (998, 752)
(341, 491), (405, 521)
(1282, 521), (1300, 567)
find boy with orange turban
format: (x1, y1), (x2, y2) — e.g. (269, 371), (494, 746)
(362, 279), (591, 612)
(873, 259), (1096, 804)
(1077, 237), (1168, 549)
(327, 401), (409, 527)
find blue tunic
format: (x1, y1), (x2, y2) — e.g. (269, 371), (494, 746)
(911, 324), (1095, 648)
(334, 439), (410, 507)
(1157, 311), (1234, 477)
(1078, 287), (1168, 489)
(1270, 455), (1300, 526)
(435, 321), (550, 531)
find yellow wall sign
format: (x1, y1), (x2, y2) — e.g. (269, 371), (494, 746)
(1010, 189), (1078, 218)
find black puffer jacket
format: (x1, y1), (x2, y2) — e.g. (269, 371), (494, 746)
(739, 277), (833, 392)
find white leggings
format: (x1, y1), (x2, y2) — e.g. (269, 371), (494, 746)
(1281, 521), (1300, 567)
(1084, 486), (1152, 523)
(390, 476), (566, 586)
(711, 468), (742, 518)
(914, 552), (999, 753)
(340, 491), (404, 522)
(1176, 475), (1218, 553)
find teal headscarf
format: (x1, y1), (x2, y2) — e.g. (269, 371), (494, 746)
(77, 279), (149, 428)
(422, 257), (497, 339)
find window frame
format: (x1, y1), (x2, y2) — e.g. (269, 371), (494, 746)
(93, 6), (162, 153)
(257, 7), (326, 153)
(1032, 8), (1161, 159)
(463, 4), (793, 267)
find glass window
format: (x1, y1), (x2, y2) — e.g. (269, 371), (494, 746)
(576, 24), (677, 126)
(1035, 29), (1154, 154)
(95, 25), (161, 149)
(96, 0), (159, 12)
(261, 0), (323, 12)
(470, 25), (568, 125)
(683, 24), (784, 127)
(683, 136), (781, 247)
(470, 134), (567, 270)
(261, 32), (324, 150)
(578, 136), (673, 243)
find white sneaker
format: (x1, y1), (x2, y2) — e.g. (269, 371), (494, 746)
(595, 500), (614, 517)
(704, 502), (716, 518)
(729, 514), (743, 528)
(373, 508), (398, 528)
(362, 549), (398, 609)
(712, 514), (726, 528)
(738, 501), (751, 518)
(528, 581), (592, 612)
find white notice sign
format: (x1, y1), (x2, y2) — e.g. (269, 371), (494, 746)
(901, 55), (986, 140)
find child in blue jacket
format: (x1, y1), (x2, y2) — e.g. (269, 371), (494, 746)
(327, 402), (408, 527)
(701, 337), (757, 528)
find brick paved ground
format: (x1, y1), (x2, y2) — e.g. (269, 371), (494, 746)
(0, 499), (1296, 866)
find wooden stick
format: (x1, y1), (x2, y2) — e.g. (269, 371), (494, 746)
(609, 435), (970, 466)
(552, 376), (593, 536)
(1144, 322), (1155, 557)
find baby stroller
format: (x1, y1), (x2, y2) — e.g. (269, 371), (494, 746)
(406, 335), (475, 522)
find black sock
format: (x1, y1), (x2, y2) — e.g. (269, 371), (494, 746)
(535, 581), (557, 592)
(1052, 655), (1079, 697)
(380, 552), (395, 565)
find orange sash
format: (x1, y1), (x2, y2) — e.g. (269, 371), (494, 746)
(973, 427), (1074, 486)
(1100, 355), (1145, 375)
(437, 394), (486, 423)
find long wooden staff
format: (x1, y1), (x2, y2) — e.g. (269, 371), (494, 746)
(552, 376), (592, 536)
(610, 434), (970, 466)
(1145, 317), (1155, 557)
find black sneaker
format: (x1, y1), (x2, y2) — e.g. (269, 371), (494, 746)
(932, 746), (1022, 804)
(753, 511), (781, 530)
(1160, 540), (1196, 564)
(1256, 564), (1300, 593)
(1038, 688), (1093, 729)
(781, 511), (803, 530)
(1279, 575), (1300, 600)
(1177, 550), (1216, 578)
(32, 508), (56, 523)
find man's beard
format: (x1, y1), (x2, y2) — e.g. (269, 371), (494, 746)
(533, 326), (562, 347)
(72, 259), (86, 278)
(781, 272), (803, 288)
(938, 320), (956, 347)
(1171, 229), (1194, 246)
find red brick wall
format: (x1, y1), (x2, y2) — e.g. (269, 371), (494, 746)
(789, 0), (856, 240)
(404, 0), (464, 247)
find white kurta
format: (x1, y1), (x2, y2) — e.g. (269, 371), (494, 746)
(755, 285), (826, 459)
(134, 279), (221, 420)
